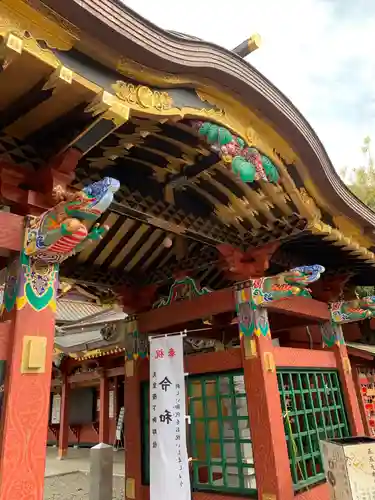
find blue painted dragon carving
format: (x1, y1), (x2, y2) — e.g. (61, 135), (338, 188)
(24, 177), (120, 264)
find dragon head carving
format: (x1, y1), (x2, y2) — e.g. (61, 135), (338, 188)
(282, 265), (326, 286)
(24, 177), (120, 264)
(330, 295), (375, 324)
(251, 265), (325, 305)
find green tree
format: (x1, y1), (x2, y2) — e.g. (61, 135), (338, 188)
(341, 137), (375, 297)
(342, 136), (375, 209)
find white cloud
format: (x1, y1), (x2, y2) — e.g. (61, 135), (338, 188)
(122, 0), (375, 171)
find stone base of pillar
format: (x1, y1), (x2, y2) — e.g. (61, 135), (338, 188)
(89, 443), (114, 500)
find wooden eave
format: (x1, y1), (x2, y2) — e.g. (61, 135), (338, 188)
(0, 0), (375, 289)
(34, 0), (375, 233)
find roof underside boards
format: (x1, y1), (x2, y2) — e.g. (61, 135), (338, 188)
(55, 329), (103, 351)
(347, 343), (375, 357)
(60, 310), (127, 330)
(56, 298), (109, 323)
(0, 1), (375, 293)
(55, 309), (127, 353)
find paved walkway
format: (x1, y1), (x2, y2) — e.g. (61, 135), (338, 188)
(44, 448), (125, 499)
(45, 472), (125, 500)
(45, 446), (125, 477)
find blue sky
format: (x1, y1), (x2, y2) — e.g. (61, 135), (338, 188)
(123, 0), (375, 173)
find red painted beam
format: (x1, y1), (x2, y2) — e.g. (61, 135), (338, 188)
(274, 347), (337, 368)
(138, 287), (235, 333)
(106, 366), (125, 377)
(68, 370), (100, 384)
(265, 296), (330, 321)
(186, 349), (242, 375)
(0, 212), (24, 252)
(0, 149), (82, 216)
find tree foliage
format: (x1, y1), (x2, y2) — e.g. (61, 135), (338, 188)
(341, 136), (375, 210)
(341, 137), (375, 297)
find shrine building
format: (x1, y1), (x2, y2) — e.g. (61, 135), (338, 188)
(0, 1), (375, 499)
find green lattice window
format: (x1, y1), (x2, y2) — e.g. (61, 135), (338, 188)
(277, 369), (350, 490)
(141, 371), (257, 496)
(189, 372), (256, 495)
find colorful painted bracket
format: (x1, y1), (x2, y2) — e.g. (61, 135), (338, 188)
(191, 120), (280, 184)
(236, 265), (325, 337)
(330, 296), (375, 324)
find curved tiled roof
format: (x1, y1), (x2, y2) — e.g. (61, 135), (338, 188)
(2, 0), (374, 290)
(37, 0), (375, 231)
(56, 299), (109, 323)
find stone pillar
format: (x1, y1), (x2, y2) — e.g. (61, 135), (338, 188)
(0, 254), (58, 500)
(99, 371), (109, 444)
(321, 322), (364, 435)
(236, 286), (294, 500)
(89, 443), (113, 500)
(58, 374), (70, 459)
(124, 359), (142, 500)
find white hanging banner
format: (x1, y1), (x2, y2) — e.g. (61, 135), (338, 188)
(51, 394), (61, 424)
(109, 390), (115, 419)
(115, 407), (125, 441)
(149, 335), (190, 500)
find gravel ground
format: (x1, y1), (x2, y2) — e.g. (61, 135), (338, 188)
(44, 472), (125, 500)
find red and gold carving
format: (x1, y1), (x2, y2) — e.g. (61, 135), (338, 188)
(218, 242), (279, 280)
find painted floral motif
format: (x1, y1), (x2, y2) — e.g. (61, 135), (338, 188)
(321, 322), (345, 347)
(236, 287), (270, 338)
(17, 251), (59, 312)
(190, 120), (279, 184)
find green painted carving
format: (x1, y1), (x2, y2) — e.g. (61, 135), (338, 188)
(235, 265), (325, 338)
(330, 296), (375, 324)
(251, 265), (325, 306)
(321, 322), (345, 347)
(191, 120), (280, 183)
(236, 290), (270, 338)
(17, 228), (59, 312)
(24, 177), (120, 264)
(153, 276), (211, 308)
(1, 177), (120, 315)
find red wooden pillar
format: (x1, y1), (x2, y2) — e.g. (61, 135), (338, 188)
(99, 372), (109, 443)
(239, 306), (294, 500)
(58, 374), (70, 459)
(0, 255), (58, 500)
(334, 343), (364, 435)
(124, 359), (142, 500)
(322, 323), (364, 435)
